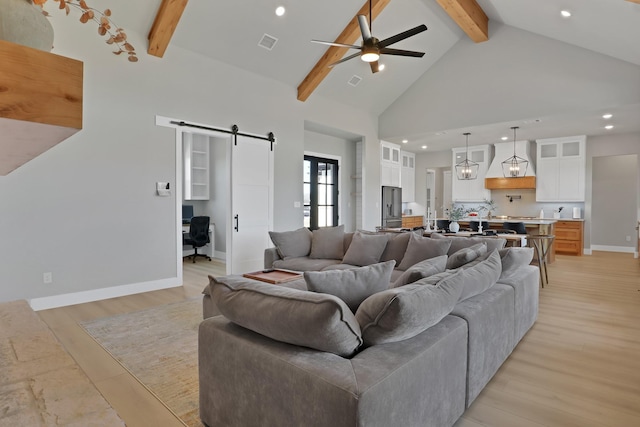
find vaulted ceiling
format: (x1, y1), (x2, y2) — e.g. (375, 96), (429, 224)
(126, 0), (640, 151)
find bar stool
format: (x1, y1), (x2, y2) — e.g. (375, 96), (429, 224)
(470, 221), (489, 232)
(503, 221), (527, 235)
(528, 234), (555, 288)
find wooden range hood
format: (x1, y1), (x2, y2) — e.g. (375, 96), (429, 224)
(0, 40), (83, 175)
(485, 176), (536, 190)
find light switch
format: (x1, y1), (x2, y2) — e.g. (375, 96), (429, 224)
(156, 182), (171, 197)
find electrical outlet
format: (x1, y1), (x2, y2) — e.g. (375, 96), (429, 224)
(626, 235), (631, 242)
(43, 272), (53, 284)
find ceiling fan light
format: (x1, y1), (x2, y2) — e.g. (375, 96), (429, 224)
(361, 51), (380, 62)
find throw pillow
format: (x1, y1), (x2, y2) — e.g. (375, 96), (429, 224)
(431, 233), (506, 255)
(396, 233), (452, 271)
(269, 227), (313, 259)
(342, 232), (389, 266)
(209, 275), (362, 357)
(392, 255), (448, 288)
(380, 232), (412, 265)
(304, 261), (395, 312)
(498, 247), (534, 280)
(446, 243), (488, 269)
(457, 249), (502, 302)
(309, 225), (345, 259)
(356, 270), (465, 345)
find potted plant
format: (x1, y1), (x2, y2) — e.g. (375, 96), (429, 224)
(444, 204), (466, 233)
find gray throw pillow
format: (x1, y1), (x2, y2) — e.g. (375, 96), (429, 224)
(430, 233), (506, 255)
(209, 275), (362, 357)
(304, 261), (395, 312)
(356, 270), (465, 345)
(342, 232), (389, 266)
(457, 249), (502, 302)
(446, 243), (487, 269)
(392, 255), (448, 288)
(269, 227), (312, 259)
(309, 225), (345, 259)
(396, 233), (452, 270)
(498, 247), (534, 280)
(380, 232), (412, 265)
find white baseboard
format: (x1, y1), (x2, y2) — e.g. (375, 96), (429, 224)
(214, 250), (226, 260)
(584, 248), (592, 255)
(29, 277), (182, 311)
(590, 245), (636, 254)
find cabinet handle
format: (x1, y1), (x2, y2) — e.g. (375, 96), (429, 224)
(234, 215), (239, 232)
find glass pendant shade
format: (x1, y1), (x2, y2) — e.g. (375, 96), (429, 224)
(455, 133), (479, 180)
(502, 126), (528, 178)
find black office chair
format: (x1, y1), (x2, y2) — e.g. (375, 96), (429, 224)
(183, 216), (211, 263)
(470, 221), (489, 232)
(503, 221), (527, 235)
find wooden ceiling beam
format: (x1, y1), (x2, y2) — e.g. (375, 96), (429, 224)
(297, 0), (391, 102)
(148, 0), (189, 58)
(626, 0), (640, 4)
(436, 0), (488, 43)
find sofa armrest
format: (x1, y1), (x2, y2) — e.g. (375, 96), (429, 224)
(264, 247), (281, 269)
(199, 315), (467, 427)
(496, 264), (539, 342)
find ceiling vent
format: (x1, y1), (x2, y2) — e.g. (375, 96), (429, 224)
(347, 75), (362, 87)
(258, 34), (278, 50)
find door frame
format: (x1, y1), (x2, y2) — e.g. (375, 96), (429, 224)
(304, 151), (342, 229)
(155, 115), (274, 278)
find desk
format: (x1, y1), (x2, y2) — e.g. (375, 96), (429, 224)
(182, 224), (215, 258)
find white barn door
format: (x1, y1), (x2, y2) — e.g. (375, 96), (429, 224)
(228, 135), (273, 274)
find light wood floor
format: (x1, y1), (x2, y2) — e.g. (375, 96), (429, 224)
(37, 253), (640, 427)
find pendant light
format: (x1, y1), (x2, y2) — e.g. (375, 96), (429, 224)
(455, 132), (479, 180)
(502, 126), (528, 178)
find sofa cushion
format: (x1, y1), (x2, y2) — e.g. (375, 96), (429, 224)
(341, 232), (389, 266)
(273, 257), (342, 272)
(379, 232), (412, 265)
(392, 255), (448, 288)
(457, 250), (502, 302)
(309, 225), (345, 259)
(304, 261), (395, 312)
(431, 233), (506, 255)
(209, 275), (362, 357)
(355, 270), (465, 345)
(446, 243), (487, 270)
(396, 233), (452, 271)
(268, 227), (312, 259)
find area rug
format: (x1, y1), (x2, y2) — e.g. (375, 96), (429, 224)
(80, 297), (203, 427)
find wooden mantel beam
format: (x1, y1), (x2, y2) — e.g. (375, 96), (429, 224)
(297, 0), (391, 102)
(148, 0), (189, 58)
(436, 0), (488, 43)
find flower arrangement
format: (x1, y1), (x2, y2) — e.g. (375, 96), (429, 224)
(444, 204), (467, 222)
(33, 0), (137, 62)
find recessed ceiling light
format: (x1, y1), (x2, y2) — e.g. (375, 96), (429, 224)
(605, 125), (614, 130)
(501, 136), (508, 141)
(275, 6), (285, 16)
(560, 10), (571, 18)
(602, 113), (613, 119)
(402, 139), (408, 144)
(378, 63), (385, 71)
(421, 145), (428, 149)
(435, 131), (447, 136)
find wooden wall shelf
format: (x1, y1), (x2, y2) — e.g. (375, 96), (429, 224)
(0, 40), (83, 175)
(485, 176), (536, 190)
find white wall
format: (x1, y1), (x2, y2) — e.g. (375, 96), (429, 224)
(0, 18), (380, 304)
(205, 136), (228, 258)
(304, 131), (357, 232)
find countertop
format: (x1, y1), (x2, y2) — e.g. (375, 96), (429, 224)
(449, 218), (558, 225)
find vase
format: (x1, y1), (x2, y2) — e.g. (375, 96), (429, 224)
(0, 0), (54, 51)
(449, 221), (460, 233)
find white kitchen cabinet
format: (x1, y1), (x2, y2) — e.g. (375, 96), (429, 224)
(451, 144), (492, 202)
(535, 136), (586, 202)
(401, 151), (415, 202)
(183, 133), (210, 200)
(380, 141), (401, 187)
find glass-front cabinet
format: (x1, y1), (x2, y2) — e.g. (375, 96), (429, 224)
(536, 136), (586, 202)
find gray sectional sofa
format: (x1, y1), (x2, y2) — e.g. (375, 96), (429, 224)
(199, 226), (539, 427)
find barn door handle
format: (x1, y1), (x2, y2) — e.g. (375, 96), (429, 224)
(234, 215), (239, 232)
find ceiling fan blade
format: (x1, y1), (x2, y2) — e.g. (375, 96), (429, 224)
(370, 61), (379, 73)
(311, 40), (361, 49)
(378, 24), (428, 48)
(357, 15), (373, 41)
(328, 52), (362, 67)
(380, 47), (425, 58)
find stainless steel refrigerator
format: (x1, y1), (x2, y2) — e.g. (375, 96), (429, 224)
(381, 186), (402, 228)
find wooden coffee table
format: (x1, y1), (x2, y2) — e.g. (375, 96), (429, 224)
(242, 269), (303, 284)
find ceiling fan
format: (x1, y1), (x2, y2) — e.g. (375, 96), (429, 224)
(312, 0), (428, 73)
